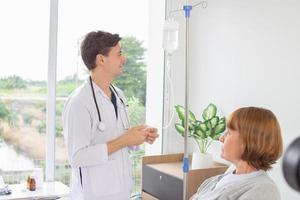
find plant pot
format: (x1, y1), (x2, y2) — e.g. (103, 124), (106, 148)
(191, 152), (213, 169)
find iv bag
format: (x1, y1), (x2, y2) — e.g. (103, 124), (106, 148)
(163, 18), (179, 54)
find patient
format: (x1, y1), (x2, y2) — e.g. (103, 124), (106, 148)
(190, 107), (283, 200)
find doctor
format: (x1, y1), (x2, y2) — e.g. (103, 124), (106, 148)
(63, 30), (158, 200)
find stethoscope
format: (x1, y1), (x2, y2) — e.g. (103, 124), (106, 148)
(90, 76), (129, 132)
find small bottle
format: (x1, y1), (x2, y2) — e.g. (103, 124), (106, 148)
(26, 176), (31, 190)
(29, 178), (36, 191)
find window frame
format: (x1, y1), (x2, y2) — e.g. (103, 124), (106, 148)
(46, 0), (59, 181)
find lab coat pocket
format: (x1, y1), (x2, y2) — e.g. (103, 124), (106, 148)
(87, 159), (121, 197)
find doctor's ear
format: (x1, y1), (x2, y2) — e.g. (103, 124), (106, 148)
(95, 54), (106, 66)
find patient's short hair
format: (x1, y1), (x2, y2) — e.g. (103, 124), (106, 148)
(227, 107), (283, 171)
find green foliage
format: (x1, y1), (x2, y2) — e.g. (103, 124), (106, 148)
(114, 36), (147, 105)
(55, 101), (65, 137)
(175, 105), (196, 122)
(0, 35), (147, 137)
(38, 120), (63, 137)
(175, 103), (226, 154)
(56, 76), (83, 97)
(55, 163), (71, 185)
(22, 113), (33, 125)
(56, 101), (65, 116)
(0, 101), (19, 127)
(0, 75), (27, 89)
(5, 111), (18, 127)
(56, 82), (77, 97)
(0, 75), (80, 97)
(38, 121), (46, 134)
(0, 36), (146, 104)
(0, 101), (10, 120)
(127, 96), (145, 127)
(56, 123), (63, 137)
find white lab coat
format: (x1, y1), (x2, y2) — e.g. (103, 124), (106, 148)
(63, 80), (132, 200)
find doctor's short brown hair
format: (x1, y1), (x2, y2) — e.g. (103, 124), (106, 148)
(227, 107), (283, 171)
(81, 30), (121, 70)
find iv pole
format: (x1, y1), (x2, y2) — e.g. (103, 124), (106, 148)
(167, 1), (207, 199)
(183, 1), (207, 199)
(183, 3), (208, 200)
(182, 4), (192, 200)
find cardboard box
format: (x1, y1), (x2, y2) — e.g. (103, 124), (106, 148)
(142, 153), (228, 200)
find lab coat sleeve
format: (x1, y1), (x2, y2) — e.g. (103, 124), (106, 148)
(63, 99), (108, 168)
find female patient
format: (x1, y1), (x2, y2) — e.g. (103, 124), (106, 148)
(190, 107), (283, 200)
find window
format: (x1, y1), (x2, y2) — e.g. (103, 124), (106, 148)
(0, 0), (49, 184)
(56, 0), (149, 195)
(0, 1), (165, 197)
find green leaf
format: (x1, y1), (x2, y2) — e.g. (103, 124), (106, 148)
(175, 105), (185, 121)
(212, 134), (220, 140)
(181, 119), (194, 131)
(202, 103), (217, 121)
(196, 130), (206, 139)
(175, 123), (195, 138)
(205, 120), (212, 130)
(175, 105), (196, 122)
(215, 123), (226, 135)
(210, 116), (219, 128)
(199, 122), (208, 132)
(219, 117), (226, 124)
(192, 120), (201, 131)
(205, 130), (212, 137)
(175, 123), (185, 136)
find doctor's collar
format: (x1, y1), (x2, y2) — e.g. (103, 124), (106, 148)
(89, 78), (121, 102)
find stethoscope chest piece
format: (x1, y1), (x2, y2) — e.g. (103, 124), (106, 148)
(97, 122), (106, 132)
(90, 76), (129, 133)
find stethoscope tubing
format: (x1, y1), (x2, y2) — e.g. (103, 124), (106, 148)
(90, 76), (102, 122)
(89, 76), (129, 131)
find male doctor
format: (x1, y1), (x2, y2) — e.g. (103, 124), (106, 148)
(63, 30), (159, 200)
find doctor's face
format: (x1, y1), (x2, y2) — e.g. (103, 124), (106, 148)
(219, 128), (244, 164)
(102, 42), (126, 77)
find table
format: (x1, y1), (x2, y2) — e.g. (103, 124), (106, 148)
(0, 181), (69, 200)
(142, 192), (158, 200)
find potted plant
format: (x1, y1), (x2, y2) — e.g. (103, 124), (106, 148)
(175, 103), (226, 169)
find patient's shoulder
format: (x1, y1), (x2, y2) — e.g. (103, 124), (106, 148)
(251, 171), (278, 186)
(196, 173), (225, 193)
(241, 172), (281, 200)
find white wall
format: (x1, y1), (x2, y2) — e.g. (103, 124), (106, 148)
(145, 0), (165, 155)
(164, 0), (300, 199)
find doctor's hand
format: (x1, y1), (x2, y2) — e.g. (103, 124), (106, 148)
(123, 125), (148, 146)
(107, 125), (157, 155)
(145, 127), (159, 144)
(107, 125), (148, 155)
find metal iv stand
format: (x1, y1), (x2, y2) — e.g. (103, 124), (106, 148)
(167, 1), (207, 199)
